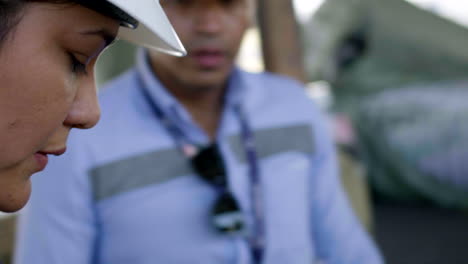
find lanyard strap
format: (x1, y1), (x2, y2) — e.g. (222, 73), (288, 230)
(138, 79), (194, 155)
(139, 80), (264, 262)
(234, 105), (264, 263)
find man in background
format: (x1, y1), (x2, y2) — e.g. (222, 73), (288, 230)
(15, 0), (382, 263)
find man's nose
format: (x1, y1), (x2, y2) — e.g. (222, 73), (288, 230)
(194, 6), (224, 35)
(63, 79), (101, 130)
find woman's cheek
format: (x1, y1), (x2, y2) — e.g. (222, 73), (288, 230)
(35, 73), (77, 137)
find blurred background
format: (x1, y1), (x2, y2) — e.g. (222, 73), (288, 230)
(2, 0), (468, 263)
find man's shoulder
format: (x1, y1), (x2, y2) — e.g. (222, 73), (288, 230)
(243, 71), (310, 102)
(241, 70), (318, 113)
(243, 70), (305, 90)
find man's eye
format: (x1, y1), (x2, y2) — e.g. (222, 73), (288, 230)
(222, 0), (235, 5)
(69, 53), (88, 75)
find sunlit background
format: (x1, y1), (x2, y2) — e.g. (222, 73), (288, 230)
(293, 0), (325, 22)
(291, 0), (468, 26)
(407, 0), (468, 26)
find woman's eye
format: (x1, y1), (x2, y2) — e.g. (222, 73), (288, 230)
(69, 53), (88, 75)
(175, 0), (191, 4)
(172, 0), (194, 6)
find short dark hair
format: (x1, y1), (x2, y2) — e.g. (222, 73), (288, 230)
(0, 0), (73, 47)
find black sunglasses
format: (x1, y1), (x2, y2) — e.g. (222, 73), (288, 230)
(190, 144), (246, 234)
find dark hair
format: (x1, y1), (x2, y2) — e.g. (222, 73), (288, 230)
(0, 1), (23, 45)
(0, 0), (73, 47)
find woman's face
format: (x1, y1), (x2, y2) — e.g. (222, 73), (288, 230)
(0, 3), (119, 212)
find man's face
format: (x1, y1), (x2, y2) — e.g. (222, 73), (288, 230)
(151, 0), (252, 90)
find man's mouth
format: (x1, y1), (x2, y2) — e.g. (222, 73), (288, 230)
(191, 48), (226, 69)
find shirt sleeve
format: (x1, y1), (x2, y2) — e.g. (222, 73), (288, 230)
(14, 132), (96, 264)
(309, 108), (384, 264)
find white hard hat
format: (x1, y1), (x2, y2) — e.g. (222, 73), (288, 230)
(77, 0), (186, 56)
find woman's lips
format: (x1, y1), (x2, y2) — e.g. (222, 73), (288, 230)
(41, 148), (67, 156)
(33, 153), (48, 172)
(33, 148), (66, 173)
(192, 49), (226, 69)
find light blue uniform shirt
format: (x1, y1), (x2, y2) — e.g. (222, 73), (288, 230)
(15, 50), (383, 264)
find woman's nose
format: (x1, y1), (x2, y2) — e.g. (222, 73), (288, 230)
(63, 79), (101, 129)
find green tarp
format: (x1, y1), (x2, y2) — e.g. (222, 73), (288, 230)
(303, 0), (468, 209)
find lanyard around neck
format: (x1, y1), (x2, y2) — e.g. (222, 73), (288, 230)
(139, 77), (265, 263)
(235, 105), (265, 264)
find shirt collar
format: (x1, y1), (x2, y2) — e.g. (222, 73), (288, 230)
(135, 48), (249, 116)
(135, 48), (180, 116)
(224, 67), (247, 109)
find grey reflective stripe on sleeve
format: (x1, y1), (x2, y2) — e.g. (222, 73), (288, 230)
(90, 148), (191, 201)
(229, 124), (314, 163)
(90, 124), (314, 201)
